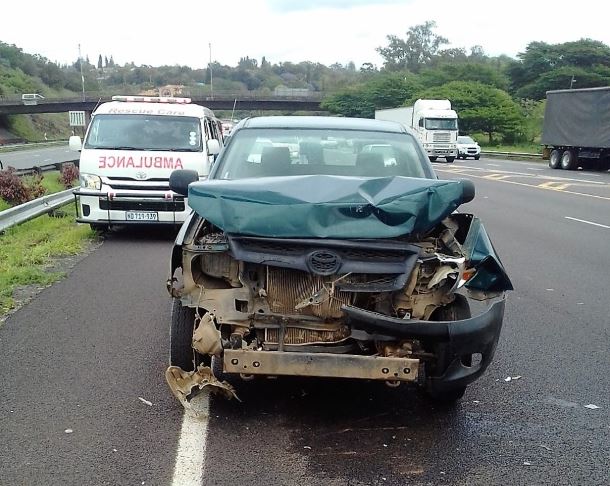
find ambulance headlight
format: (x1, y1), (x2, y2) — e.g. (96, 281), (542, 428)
(80, 173), (101, 190)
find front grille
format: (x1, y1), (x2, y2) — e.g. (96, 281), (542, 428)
(266, 267), (353, 319)
(265, 326), (350, 345)
(99, 200), (185, 211)
(433, 132), (451, 143)
(108, 183), (170, 191)
(239, 240), (405, 263)
(105, 177), (171, 191)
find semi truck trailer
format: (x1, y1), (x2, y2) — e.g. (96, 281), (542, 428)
(543, 87), (610, 171)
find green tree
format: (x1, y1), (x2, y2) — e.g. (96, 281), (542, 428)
(322, 72), (422, 118)
(376, 21), (448, 72)
(414, 81), (524, 143)
(508, 39), (610, 98)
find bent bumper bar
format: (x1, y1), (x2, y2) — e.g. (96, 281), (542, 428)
(344, 297), (506, 391)
(223, 349), (419, 382)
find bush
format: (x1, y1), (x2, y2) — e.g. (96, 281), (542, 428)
(0, 167), (46, 206)
(60, 163), (79, 188)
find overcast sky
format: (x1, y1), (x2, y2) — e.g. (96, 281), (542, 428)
(2, 0), (608, 69)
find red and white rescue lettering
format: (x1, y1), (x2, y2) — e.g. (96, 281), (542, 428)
(98, 155), (184, 169)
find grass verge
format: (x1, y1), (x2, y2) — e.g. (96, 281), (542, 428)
(0, 204), (95, 316)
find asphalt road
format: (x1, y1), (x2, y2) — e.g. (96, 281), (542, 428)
(0, 145), (77, 171)
(1, 156), (609, 486)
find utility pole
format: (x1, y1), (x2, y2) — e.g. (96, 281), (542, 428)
(209, 42), (214, 100)
(78, 44), (85, 101)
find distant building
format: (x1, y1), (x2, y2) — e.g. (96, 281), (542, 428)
(139, 85), (185, 97)
(273, 85), (312, 97)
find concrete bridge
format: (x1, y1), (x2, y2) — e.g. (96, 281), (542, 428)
(0, 91), (326, 115)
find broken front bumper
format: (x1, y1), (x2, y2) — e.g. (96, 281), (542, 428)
(223, 349), (419, 382)
(344, 297), (506, 392)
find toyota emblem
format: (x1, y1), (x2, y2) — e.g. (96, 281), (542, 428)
(307, 250), (341, 276)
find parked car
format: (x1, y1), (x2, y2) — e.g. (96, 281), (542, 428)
(165, 116), (512, 409)
(457, 136), (481, 160)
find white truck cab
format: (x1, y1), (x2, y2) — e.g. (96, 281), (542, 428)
(375, 100), (459, 162)
(70, 96), (223, 229)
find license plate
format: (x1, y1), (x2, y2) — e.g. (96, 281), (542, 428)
(126, 211), (158, 221)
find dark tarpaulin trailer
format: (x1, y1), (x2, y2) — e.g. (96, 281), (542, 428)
(541, 87), (610, 148)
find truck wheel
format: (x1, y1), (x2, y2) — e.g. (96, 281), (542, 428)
(425, 295), (471, 403)
(446, 156), (455, 163)
(429, 156), (438, 162)
(170, 299), (210, 371)
(549, 149), (562, 169)
(560, 150), (577, 170)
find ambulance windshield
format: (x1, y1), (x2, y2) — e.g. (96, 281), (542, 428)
(84, 114), (202, 151)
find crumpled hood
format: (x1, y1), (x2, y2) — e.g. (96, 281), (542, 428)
(188, 175), (469, 239)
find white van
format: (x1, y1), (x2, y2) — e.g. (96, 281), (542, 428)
(22, 93), (45, 105)
(70, 96), (223, 230)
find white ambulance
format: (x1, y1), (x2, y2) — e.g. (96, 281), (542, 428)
(69, 95), (223, 230)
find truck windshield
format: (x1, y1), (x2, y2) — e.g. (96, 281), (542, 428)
(425, 118), (458, 130)
(84, 114), (202, 151)
(214, 128), (432, 180)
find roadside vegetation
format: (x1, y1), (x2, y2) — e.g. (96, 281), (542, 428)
(0, 205), (95, 315)
(0, 160), (87, 316)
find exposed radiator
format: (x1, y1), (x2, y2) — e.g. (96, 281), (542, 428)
(266, 267), (353, 319)
(265, 326), (350, 345)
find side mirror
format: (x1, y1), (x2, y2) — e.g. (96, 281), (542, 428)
(207, 138), (221, 155)
(169, 170), (199, 197)
(418, 118), (424, 128)
(69, 135), (82, 152)
(460, 179), (475, 203)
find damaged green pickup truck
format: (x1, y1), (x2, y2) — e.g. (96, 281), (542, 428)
(165, 116), (512, 407)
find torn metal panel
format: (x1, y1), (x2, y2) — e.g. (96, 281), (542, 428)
(192, 313), (223, 356)
(459, 216), (513, 292)
(188, 175), (469, 239)
(165, 365), (239, 410)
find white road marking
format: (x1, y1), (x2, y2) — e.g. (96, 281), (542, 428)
(565, 216), (610, 229)
(486, 163), (500, 167)
(171, 393), (210, 486)
(527, 167), (543, 171)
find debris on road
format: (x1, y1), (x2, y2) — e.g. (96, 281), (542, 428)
(523, 462), (532, 466)
(540, 445), (552, 451)
(504, 376), (522, 382)
(64, 429), (73, 434)
(138, 397), (153, 407)
(584, 404), (600, 410)
(303, 446), (312, 450)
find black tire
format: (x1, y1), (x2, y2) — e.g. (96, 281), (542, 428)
(446, 156), (455, 163)
(170, 299), (209, 371)
(560, 149), (577, 170)
(549, 149), (562, 169)
(429, 156), (438, 162)
(425, 295), (471, 403)
(474, 155), (480, 160)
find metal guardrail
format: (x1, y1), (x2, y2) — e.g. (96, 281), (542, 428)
(0, 188), (74, 233)
(481, 150), (541, 158)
